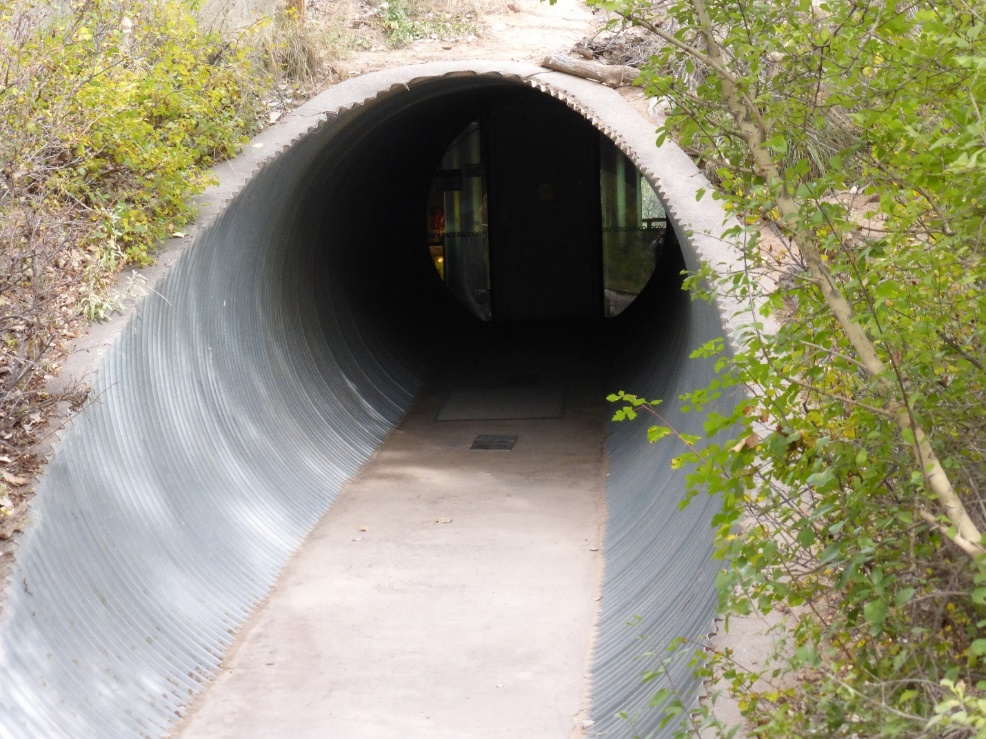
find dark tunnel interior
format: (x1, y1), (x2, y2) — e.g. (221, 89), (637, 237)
(254, 79), (720, 735)
(285, 78), (687, 384)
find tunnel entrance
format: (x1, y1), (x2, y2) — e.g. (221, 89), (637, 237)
(0, 64), (732, 739)
(424, 90), (667, 324)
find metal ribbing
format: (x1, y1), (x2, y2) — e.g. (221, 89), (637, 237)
(532, 69), (746, 737)
(0, 64), (744, 737)
(0, 112), (426, 737)
(590, 252), (732, 736)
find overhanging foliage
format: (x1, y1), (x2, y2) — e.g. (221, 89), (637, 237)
(598, 0), (986, 734)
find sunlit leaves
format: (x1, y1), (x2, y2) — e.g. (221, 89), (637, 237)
(1, 0), (266, 285)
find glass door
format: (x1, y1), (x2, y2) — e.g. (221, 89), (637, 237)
(424, 121), (491, 321)
(599, 139), (667, 316)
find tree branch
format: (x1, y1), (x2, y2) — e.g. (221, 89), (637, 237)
(685, 0), (983, 556)
(918, 508), (986, 559)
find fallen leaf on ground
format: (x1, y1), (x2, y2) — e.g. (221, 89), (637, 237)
(2, 472), (27, 486)
(435, 517), (453, 524)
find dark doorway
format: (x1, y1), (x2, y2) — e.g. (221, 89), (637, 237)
(423, 90), (666, 324)
(487, 94), (601, 323)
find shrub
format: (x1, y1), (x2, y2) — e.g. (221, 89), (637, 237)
(0, 0), (266, 518)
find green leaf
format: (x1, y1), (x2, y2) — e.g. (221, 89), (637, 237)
(895, 587), (916, 607)
(806, 469), (838, 492)
(647, 425), (672, 443)
(794, 644), (820, 667)
(766, 134), (788, 155)
(796, 525), (816, 548)
(863, 599), (888, 630)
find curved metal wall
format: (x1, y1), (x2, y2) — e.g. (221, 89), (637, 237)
(0, 63), (742, 737)
(591, 241), (729, 735)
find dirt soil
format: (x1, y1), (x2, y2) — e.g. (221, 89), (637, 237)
(320, 0), (665, 120)
(325, 0), (597, 73)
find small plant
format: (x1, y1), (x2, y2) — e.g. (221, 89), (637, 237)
(380, 0), (477, 47)
(254, 8), (328, 85)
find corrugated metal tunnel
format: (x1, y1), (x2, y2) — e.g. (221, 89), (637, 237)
(0, 63), (739, 737)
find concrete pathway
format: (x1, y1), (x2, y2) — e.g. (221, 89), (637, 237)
(177, 329), (608, 738)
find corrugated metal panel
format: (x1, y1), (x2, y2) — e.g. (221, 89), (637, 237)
(590, 261), (733, 736)
(0, 114), (427, 737)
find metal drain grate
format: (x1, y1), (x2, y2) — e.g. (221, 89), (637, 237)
(470, 434), (518, 451)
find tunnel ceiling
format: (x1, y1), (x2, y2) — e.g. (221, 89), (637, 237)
(0, 62), (744, 738)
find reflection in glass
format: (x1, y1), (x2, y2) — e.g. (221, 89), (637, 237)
(425, 121), (491, 321)
(426, 125), (666, 321)
(600, 139), (666, 316)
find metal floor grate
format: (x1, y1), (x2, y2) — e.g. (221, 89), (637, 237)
(470, 434), (518, 451)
